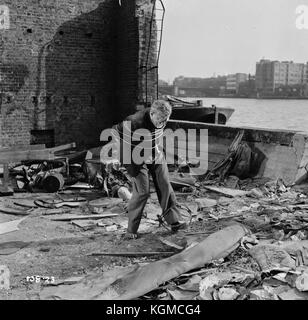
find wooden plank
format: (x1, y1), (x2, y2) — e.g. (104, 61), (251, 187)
(49, 213), (119, 221)
(0, 143), (75, 163)
(13, 200), (38, 209)
(0, 206), (29, 216)
(28, 144), (46, 150)
(0, 144), (46, 153)
(51, 143), (76, 153)
(204, 186), (248, 198)
(0, 149), (55, 163)
(89, 251), (174, 257)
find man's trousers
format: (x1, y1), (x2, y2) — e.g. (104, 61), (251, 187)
(127, 160), (180, 234)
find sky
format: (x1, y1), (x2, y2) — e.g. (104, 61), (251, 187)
(159, 0), (308, 82)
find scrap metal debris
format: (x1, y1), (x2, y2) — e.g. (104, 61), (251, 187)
(39, 224), (248, 300)
(1, 143), (308, 300)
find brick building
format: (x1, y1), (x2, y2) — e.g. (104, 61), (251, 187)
(255, 59), (308, 96)
(0, 0), (158, 149)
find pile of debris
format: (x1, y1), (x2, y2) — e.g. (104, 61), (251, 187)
(0, 143), (132, 199)
(1, 140), (308, 300)
(0, 174), (304, 300)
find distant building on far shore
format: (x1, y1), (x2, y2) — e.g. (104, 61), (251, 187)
(226, 73), (248, 94)
(158, 79), (174, 96)
(172, 75), (226, 97)
(256, 59), (308, 97)
(238, 75), (256, 97)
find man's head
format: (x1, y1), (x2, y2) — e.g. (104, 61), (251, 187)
(149, 100), (172, 129)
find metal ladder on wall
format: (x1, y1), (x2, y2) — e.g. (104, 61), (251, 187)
(145, 0), (165, 104)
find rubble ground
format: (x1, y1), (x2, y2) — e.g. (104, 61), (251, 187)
(1, 180), (308, 300)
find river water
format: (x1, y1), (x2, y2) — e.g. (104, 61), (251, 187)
(187, 97), (308, 133)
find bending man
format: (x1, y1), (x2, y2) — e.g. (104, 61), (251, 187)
(112, 100), (187, 239)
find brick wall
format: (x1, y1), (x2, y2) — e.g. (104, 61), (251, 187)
(0, 0), (158, 149)
(136, 0), (158, 105)
(115, 0), (139, 121)
(115, 0), (158, 121)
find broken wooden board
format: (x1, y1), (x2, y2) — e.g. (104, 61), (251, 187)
(204, 186), (248, 198)
(0, 144), (46, 152)
(89, 251), (174, 257)
(13, 200), (38, 209)
(0, 143), (75, 162)
(0, 149), (55, 162)
(0, 205), (29, 216)
(51, 142), (76, 153)
(42, 209), (71, 215)
(0, 218), (26, 235)
(49, 213), (119, 221)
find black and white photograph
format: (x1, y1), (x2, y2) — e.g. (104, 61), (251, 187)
(1, 0), (308, 306)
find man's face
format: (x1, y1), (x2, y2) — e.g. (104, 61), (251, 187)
(150, 111), (170, 129)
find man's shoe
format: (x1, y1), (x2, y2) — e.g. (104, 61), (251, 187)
(123, 232), (138, 240)
(171, 221), (188, 232)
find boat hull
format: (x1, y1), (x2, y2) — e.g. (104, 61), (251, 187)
(165, 95), (234, 124)
(170, 106), (234, 124)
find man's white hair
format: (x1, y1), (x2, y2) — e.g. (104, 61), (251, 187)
(150, 100), (172, 117)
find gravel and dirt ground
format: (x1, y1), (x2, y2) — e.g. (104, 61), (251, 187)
(1, 180), (308, 300)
